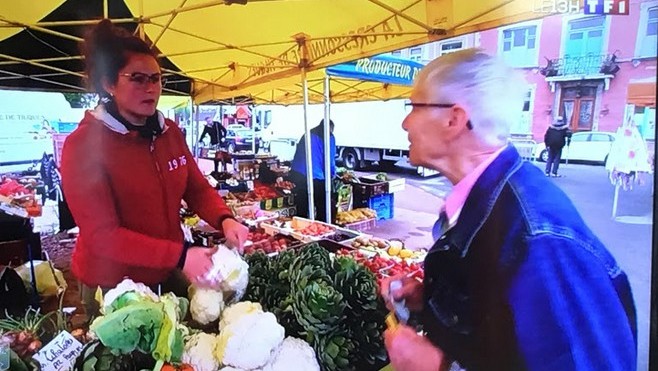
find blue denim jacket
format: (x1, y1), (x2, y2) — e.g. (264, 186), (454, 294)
(422, 145), (637, 371)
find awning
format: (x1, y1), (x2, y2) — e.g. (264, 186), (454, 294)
(0, 0), (550, 102)
(326, 54), (423, 86)
(627, 78), (656, 108)
(208, 55), (423, 105)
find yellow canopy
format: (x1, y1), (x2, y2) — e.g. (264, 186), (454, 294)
(210, 72), (415, 105)
(0, 0), (548, 103)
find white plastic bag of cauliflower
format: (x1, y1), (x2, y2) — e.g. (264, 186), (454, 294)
(181, 333), (221, 371)
(263, 337), (320, 371)
(215, 311), (284, 370)
(205, 245), (249, 301)
(189, 285), (224, 325)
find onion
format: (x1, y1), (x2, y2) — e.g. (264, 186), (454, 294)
(16, 331), (30, 343)
(27, 339), (42, 353)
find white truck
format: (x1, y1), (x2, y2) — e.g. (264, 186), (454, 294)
(0, 90), (85, 174)
(258, 100), (438, 176)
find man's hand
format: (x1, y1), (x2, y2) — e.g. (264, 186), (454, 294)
(384, 325), (447, 371)
(182, 247), (217, 287)
(380, 274), (424, 312)
(222, 218), (249, 253)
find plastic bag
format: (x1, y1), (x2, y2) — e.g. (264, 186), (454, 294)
(15, 260), (67, 297)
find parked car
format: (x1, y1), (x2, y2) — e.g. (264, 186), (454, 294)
(226, 124), (247, 131)
(534, 131), (615, 165)
(225, 128), (261, 153)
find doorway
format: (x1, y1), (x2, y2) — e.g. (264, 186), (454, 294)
(559, 85), (598, 131)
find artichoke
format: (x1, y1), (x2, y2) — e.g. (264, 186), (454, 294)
(289, 243), (333, 277)
(265, 249), (297, 309)
(334, 256), (388, 368)
(348, 305), (388, 368)
(243, 251), (271, 303)
(333, 256), (379, 312)
(292, 279), (345, 335)
(72, 340), (151, 371)
(270, 294), (305, 339)
(311, 329), (357, 371)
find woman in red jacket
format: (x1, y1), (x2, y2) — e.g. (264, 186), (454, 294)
(61, 20), (248, 315)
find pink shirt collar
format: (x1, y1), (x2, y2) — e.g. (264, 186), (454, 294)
(444, 145), (508, 226)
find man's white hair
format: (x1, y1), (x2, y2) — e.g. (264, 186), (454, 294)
(416, 48), (526, 146)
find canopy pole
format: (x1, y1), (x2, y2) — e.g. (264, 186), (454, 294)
(139, 0), (145, 40)
(194, 104), (200, 159)
(302, 69), (315, 220)
(323, 74), (332, 223)
(188, 99), (194, 154)
(252, 105), (256, 154)
(103, 0), (109, 18)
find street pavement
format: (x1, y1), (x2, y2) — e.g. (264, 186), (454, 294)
(366, 160), (653, 371)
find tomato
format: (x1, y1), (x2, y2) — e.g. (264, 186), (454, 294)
(161, 363), (193, 371)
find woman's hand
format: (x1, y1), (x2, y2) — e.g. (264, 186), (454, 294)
(222, 218), (249, 253)
(182, 247), (217, 287)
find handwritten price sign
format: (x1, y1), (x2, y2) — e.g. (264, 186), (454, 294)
(32, 332), (83, 371)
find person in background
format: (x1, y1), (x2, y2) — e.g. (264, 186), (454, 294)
(61, 19), (248, 318)
(178, 121), (187, 139)
(289, 119), (336, 223)
(198, 116), (228, 173)
(40, 119), (57, 135)
(381, 49), (636, 371)
(543, 116), (572, 177)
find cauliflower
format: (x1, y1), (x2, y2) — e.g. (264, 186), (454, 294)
(218, 301), (263, 331)
(263, 337), (320, 371)
(102, 278), (158, 314)
(206, 245), (249, 301)
(216, 312), (284, 370)
(189, 285), (224, 325)
(181, 333), (221, 371)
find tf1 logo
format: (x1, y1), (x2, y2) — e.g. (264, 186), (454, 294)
(585, 0), (629, 15)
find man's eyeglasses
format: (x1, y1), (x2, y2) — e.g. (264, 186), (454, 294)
(404, 101), (473, 130)
(119, 72), (166, 87)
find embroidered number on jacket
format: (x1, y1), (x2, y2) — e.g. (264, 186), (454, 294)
(168, 156), (187, 171)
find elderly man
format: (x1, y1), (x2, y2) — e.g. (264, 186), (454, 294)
(382, 49), (636, 371)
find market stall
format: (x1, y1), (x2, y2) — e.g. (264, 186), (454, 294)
(4, 207), (425, 371)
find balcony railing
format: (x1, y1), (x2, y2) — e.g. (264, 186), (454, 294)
(540, 54), (620, 78)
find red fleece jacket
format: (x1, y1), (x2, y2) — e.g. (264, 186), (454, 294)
(61, 110), (233, 287)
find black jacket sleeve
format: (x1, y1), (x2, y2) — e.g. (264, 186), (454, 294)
(198, 126), (211, 142)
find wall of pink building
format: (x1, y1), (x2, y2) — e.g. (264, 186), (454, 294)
(600, 59), (657, 131)
(609, 0), (645, 59)
(478, 2), (656, 141)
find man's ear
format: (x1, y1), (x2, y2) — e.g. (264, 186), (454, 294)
(448, 105), (470, 131)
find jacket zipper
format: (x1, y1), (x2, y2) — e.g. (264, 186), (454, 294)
(151, 138), (171, 228)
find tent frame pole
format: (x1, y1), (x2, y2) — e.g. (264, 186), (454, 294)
(302, 69), (314, 220)
(323, 74), (332, 223)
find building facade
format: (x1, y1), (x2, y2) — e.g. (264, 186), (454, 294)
(393, 0), (657, 142)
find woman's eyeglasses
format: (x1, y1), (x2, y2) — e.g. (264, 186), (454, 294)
(403, 100), (473, 130)
(120, 72), (166, 87)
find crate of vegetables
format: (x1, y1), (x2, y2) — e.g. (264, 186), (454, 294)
(244, 228), (301, 255)
(288, 217), (337, 242)
(335, 248), (424, 284)
(253, 185), (285, 211)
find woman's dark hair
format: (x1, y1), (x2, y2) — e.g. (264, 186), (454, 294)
(81, 19), (157, 96)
